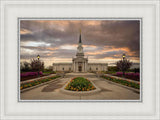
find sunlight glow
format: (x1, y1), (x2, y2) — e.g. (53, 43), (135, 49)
(26, 41), (51, 47)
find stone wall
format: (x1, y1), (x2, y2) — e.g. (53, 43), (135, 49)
(53, 63), (72, 72)
(53, 63), (108, 72)
(88, 63), (108, 72)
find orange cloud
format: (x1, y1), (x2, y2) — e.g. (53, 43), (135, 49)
(20, 29), (32, 35)
(46, 47), (59, 51)
(85, 46), (131, 56)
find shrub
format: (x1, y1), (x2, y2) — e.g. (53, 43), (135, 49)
(108, 66), (118, 72)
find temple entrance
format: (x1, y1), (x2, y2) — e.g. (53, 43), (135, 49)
(78, 66), (82, 72)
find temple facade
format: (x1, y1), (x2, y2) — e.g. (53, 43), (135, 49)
(53, 32), (108, 72)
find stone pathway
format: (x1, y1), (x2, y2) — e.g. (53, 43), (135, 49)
(20, 73), (140, 100)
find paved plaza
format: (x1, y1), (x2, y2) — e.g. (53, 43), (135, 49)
(20, 73), (140, 100)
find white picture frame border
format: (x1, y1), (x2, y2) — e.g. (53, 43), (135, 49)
(0, 0), (159, 120)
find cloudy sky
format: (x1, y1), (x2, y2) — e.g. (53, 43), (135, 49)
(20, 20), (140, 67)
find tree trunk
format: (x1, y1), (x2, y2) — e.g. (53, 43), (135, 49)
(123, 71), (125, 77)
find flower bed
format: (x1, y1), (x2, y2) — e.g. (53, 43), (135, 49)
(65, 77), (96, 91)
(21, 71), (45, 81)
(102, 75), (140, 89)
(116, 72), (140, 81)
(21, 71), (43, 77)
(20, 76), (60, 90)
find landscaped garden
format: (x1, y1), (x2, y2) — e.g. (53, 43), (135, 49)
(20, 59), (56, 81)
(21, 71), (56, 81)
(102, 75), (140, 89)
(21, 71), (43, 81)
(115, 72), (140, 81)
(106, 64), (140, 81)
(105, 71), (140, 81)
(65, 77), (96, 91)
(104, 57), (140, 81)
(20, 75), (60, 90)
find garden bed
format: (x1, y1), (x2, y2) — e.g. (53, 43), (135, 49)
(65, 77), (96, 91)
(115, 72), (140, 81)
(60, 77), (101, 95)
(20, 72), (54, 81)
(106, 72), (140, 81)
(20, 75), (60, 90)
(102, 75), (140, 89)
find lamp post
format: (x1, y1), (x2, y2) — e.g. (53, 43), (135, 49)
(122, 53), (125, 77)
(37, 54), (40, 60)
(122, 53), (125, 60)
(37, 55), (40, 77)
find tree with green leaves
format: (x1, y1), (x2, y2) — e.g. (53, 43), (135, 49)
(20, 61), (31, 72)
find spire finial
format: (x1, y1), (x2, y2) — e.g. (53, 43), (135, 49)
(79, 29), (82, 43)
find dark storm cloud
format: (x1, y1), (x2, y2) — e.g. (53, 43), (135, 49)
(82, 21), (140, 55)
(101, 21), (140, 52)
(93, 50), (125, 59)
(20, 20), (140, 63)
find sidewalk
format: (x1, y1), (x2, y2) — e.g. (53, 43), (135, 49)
(20, 74), (57, 84)
(20, 73), (140, 100)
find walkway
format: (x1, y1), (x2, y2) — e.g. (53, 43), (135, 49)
(20, 73), (140, 100)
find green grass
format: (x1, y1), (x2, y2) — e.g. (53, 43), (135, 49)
(43, 71), (54, 74)
(105, 71), (117, 74)
(65, 77), (96, 91)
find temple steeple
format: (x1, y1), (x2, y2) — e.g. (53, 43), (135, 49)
(76, 29), (84, 57)
(79, 29), (82, 43)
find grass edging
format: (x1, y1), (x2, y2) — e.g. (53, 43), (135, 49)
(20, 76), (61, 93)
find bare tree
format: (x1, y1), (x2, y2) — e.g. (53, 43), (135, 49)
(30, 59), (44, 72)
(116, 59), (132, 76)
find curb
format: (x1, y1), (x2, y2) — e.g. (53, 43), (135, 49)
(21, 77), (61, 93)
(60, 77), (101, 96)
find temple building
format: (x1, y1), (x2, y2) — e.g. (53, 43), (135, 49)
(53, 32), (108, 72)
